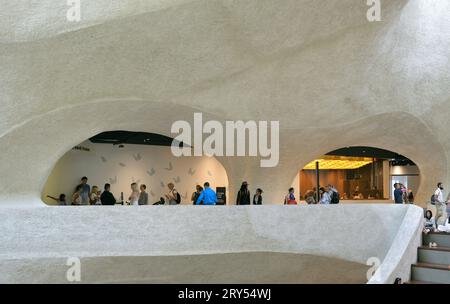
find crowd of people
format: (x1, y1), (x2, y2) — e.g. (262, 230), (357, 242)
(46, 176), (450, 236)
(47, 177), (219, 206)
(393, 183), (415, 204)
(45, 177), (402, 207)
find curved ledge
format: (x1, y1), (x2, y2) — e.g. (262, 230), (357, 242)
(0, 204), (423, 283)
(368, 205), (423, 284)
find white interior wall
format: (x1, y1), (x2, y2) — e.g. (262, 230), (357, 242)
(42, 141), (229, 205)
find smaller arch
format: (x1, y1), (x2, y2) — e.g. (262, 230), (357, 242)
(292, 146), (421, 205)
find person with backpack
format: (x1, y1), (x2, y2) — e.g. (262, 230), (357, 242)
(434, 182), (447, 225)
(319, 186), (332, 204)
(328, 184), (340, 204)
(165, 182), (181, 205)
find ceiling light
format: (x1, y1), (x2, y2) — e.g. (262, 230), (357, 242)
(303, 157), (373, 170)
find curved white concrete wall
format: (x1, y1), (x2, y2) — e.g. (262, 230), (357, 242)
(0, 204), (422, 283)
(1, 0), (450, 206)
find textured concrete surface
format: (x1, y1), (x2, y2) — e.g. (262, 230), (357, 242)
(0, 204), (422, 283)
(367, 205), (423, 284)
(0, 253), (369, 284)
(1, 0), (450, 205)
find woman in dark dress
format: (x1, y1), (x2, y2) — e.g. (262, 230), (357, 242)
(236, 181), (251, 205)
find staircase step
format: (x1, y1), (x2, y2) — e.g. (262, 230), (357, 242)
(418, 246), (450, 265)
(411, 263), (450, 284)
(423, 232), (450, 247)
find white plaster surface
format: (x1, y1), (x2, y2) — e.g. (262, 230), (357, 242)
(1, 0), (450, 206)
(0, 204), (422, 283)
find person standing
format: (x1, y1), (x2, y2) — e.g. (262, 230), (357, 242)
(78, 176), (91, 205)
(138, 184), (149, 205)
(100, 183), (116, 205)
(72, 185), (83, 205)
(128, 183), (140, 206)
(89, 186), (101, 205)
(165, 182), (179, 205)
(434, 182), (447, 225)
(393, 183), (403, 204)
(195, 182), (217, 205)
(253, 188), (263, 205)
(236, 181), (251, 205)
(407, 189), (414, 204)
(191, 185), (203, 205)
(284, 187), (297, 205)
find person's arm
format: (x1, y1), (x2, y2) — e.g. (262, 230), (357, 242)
(46, 195), (58, 201)
(434, 189), (440, 202)
(196, 191), (205, 205)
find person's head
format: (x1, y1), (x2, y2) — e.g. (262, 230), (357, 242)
(91, 186), (98, 194)
(131, 183), (138, 191)
(204, 182), (210, 188)
(104, 183), (111, 191)
(196, 185), (203, 192)
(59, 194), (66, 201)
(325, 185), (330, 192)
(289, 187), (294, 194)
(240, 181), (249, 191)
(167, 182), (174, 190)
(393, 183), (399, 189)
(425, 210), (433, 220)
(256, 188), (263, 195)
(437, 182), (444, 190)
(319, 187), (325, 194)
(355, 186), (359, 191)
(140, 184), (146, 192)
(81, 176), (88, 184)
(327, 184), (334, 189)
(75, 185), (83, 193)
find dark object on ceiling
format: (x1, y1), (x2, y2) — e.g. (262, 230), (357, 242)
(327, 146), (415, 165)
(89, 131), (186, 147)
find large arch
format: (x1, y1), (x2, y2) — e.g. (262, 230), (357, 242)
(41, 129), (230, 206)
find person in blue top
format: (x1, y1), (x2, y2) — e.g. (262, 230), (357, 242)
(393, 183), (403, 204)
(196, 182), (217, 205)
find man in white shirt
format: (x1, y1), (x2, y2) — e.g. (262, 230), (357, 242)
(164, 182), (179, 205)
(434, 182), (447, 226)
